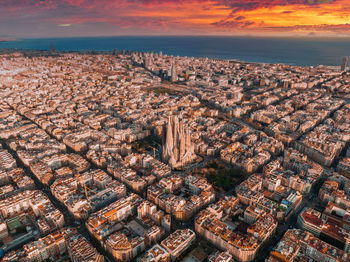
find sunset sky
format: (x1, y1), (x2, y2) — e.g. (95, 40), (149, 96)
(1, 0), (350, 38)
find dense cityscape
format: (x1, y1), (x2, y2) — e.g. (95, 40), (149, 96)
(0, 50), (349, 262)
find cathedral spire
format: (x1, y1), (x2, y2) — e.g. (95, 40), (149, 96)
(162, 115), (196, 169)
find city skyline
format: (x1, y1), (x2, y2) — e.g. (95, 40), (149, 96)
(1, 0), (350, 38)
(0, 45), (350, 262)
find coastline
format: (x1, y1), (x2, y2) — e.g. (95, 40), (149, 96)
(0, 47), (342, 70)
(0, 36), (349, 67)
(0, 38), (16, 42)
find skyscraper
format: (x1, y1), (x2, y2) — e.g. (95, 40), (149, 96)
(341, 56), (348, 71)
(50, 43), (56, 54)
(162, 116), (196, 168)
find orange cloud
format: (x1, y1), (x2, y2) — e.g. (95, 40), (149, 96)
(239, 0), (350, 34)
(1, 0), (350, 36)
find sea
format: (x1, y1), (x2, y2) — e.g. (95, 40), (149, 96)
(1, 36), (350, 67)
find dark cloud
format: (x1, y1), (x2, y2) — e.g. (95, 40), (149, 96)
(218, 0), (336, 13)
(263, 23), (350, 32)
(234, 16), (245, 20)
(123, 0), (335, 11)
(212, 20), (255, 28)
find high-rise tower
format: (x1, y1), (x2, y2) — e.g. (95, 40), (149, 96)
(341, 56), (348, 72)
(171, 64), (177, 82)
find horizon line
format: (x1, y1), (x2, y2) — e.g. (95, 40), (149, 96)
(3, 34), (350, 41)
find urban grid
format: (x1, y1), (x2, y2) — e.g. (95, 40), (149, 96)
(0, 50), (349, 262)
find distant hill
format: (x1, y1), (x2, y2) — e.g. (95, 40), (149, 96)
(0, 38), (16, 42)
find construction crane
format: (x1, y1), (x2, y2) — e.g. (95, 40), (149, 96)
(151, 146), (160, 158)
(83, 184), (103, 200)
(76, 174), (103, 200)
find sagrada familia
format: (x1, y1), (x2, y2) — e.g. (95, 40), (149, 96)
(162, 115), (196, 169)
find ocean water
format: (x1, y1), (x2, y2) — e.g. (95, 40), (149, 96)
(1, 36), (350, 67)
